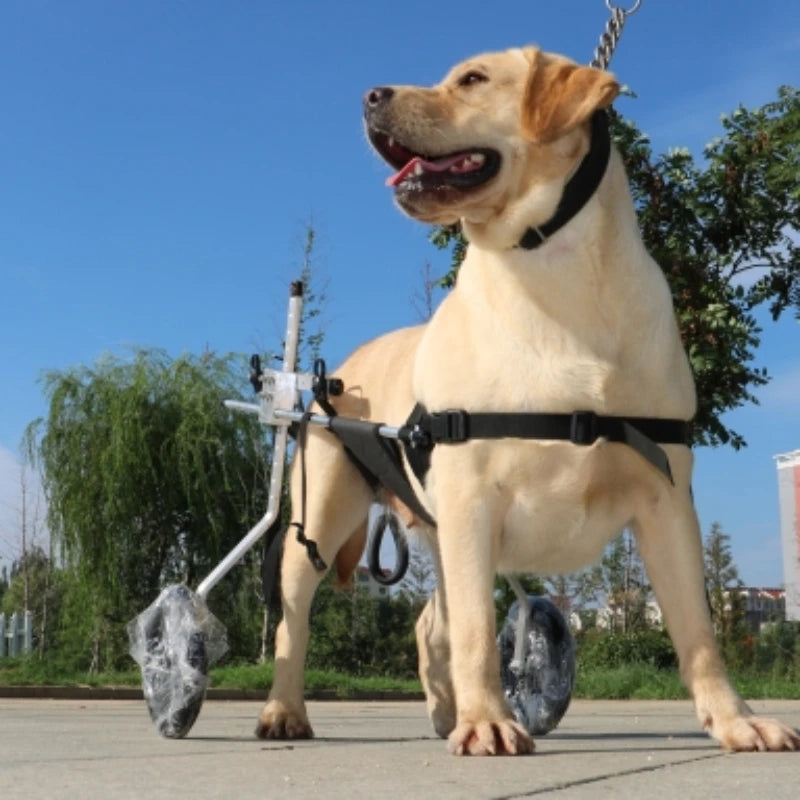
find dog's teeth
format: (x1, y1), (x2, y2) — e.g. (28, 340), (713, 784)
(413, 163), (424, 176)
(388, 137), (396, 148)
(471, 153), (485, 165)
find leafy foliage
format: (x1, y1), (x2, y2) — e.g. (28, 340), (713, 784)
(431, 86), (799, 448)
(26, 350), (270, 669)
(576, 627), (677, 671)
(296, 225), (328, 371)
(588, 530), (650, 633)
(306, 574), (419, 678)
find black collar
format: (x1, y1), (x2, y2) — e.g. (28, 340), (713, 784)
(517, 110), (611, 250)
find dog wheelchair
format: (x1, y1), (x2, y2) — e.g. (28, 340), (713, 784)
(128, 280), (574, 739)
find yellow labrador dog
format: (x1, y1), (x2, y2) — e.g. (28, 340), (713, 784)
(256, 46), (800, 756)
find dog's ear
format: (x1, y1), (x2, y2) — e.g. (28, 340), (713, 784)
(521, 49), (620, 144)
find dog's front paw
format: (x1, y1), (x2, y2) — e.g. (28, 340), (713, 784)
(255, 700), (314, 740)
(710, 715), (799, 752)
(447, 717), (534, 756)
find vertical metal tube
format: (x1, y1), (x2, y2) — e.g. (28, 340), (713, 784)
(506, 575), (531, 675)
(196, 283), (304, 600)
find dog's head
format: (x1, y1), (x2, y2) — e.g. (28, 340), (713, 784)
(364, 47), (620, 243)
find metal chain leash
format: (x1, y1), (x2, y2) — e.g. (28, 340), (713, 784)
(590, 0), (642, 70)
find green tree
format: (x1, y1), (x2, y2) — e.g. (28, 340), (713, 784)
(589, 530), (650, 633)
(295, 224), (328, 371)
(431, 86), (800, 449)
(703, 521), (750, 668)
(306, 574), (418, 678)
(542, 570), (599, 622)
(26, 350), (271, 670)
(703, 521), (743, 627)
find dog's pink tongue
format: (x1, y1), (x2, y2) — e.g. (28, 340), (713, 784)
(385, 154), (467, 187)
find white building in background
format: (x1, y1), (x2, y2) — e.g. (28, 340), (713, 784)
(354, 565), (392, 599)
(775, 449), (800, 621)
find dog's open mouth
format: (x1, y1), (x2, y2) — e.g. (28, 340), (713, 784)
(368, 129), (501, 194)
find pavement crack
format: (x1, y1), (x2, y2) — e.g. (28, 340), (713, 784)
(492, 751), (725, 799)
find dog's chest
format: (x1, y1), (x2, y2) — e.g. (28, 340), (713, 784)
(429, 437), (650, 575)
(497, 445), (637, 574)
(415, 270), (688, 419)
(419, 311), (635, 414)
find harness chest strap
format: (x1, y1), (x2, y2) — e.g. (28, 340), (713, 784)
(402, 406), (692, 486)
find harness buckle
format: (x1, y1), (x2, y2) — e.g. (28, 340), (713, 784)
(428, 409), (469, 443)
(570, 411), (599, 445)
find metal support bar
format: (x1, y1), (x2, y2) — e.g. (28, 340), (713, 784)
(506, 575), (531, 676)
(223, 401), (405, 442)
(196, 284), (304, 600)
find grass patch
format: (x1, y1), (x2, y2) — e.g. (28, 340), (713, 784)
(302, 669), (422, 697)
(0, 658), (140, 688)
(0, 658), (421, 698)
(730, 672), (800, 700)
(574, 665), (800, 701)
(2, 658), (798, 701)
(209, 662), (422, 697)
(210, 662), (273, 691)
(574, 664), (688, 700)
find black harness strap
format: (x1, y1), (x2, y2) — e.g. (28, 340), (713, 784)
(517, 110), (611, 250)
(367, 508), (410, 586)
(329, 415), (436, 527)
(403, 406), (690, 486)
(261, 519), (287, 611)
(289, 411), (328, 573)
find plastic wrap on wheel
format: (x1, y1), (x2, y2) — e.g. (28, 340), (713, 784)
(497, 595), (575, 735)
(127, 585), (228, 738)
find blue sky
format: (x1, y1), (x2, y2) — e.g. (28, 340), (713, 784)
(1, 0), (798, 585)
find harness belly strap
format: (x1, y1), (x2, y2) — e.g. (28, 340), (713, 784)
(328, 415), (436, 527)
(403, 405), (691, 486)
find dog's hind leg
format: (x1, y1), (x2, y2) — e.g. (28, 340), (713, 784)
(416, 585), (456, 738)
(634, 447), (800, 752)
(255, 428), (373, 740)
(415, 537), (456, 738)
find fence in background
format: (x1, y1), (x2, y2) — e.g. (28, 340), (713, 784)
(0, 611), (33, 658)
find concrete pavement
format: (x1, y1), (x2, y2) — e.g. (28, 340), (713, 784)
(2, 698), (799, 799)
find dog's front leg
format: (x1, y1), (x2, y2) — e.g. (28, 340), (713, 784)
(635, 448), (799, 752)
(434, 467), (534, 756)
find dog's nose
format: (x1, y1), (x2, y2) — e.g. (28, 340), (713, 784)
(363, 86), (394, 113)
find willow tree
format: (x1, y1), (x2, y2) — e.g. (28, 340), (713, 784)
(27, 350), (270, 669)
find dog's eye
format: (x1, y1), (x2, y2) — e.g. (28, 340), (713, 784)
(457, 70), (488, 88)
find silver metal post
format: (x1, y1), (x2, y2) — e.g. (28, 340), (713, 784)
(222, 403), (405, 442)
(196, 284), (304, 600)
(506, 574), (531, 676)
